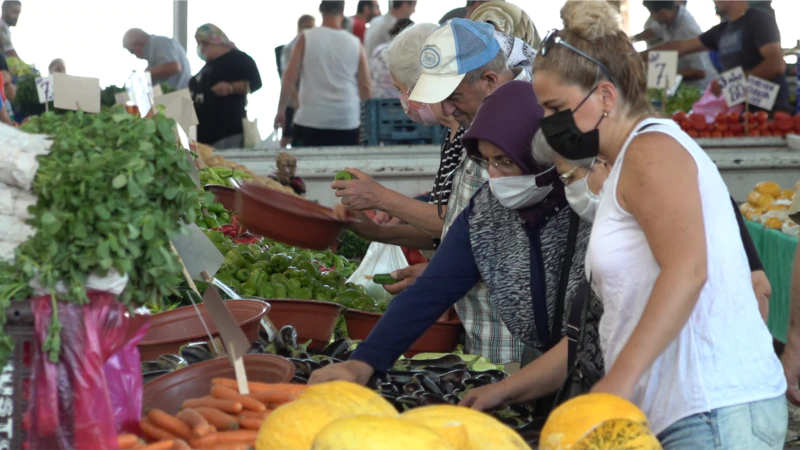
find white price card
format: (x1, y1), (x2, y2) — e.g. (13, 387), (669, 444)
(126, 71), (154, 118)
(153, 89), (199, 136)
(52, 73), (101, 113)
(35, 76), (55, 104)
(747, 75), (780, 111)
(114, 92), (130, 105)
(718, 67), (747, 107)
(647, 51), (678, 89)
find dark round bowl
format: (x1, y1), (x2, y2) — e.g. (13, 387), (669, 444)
(138, 300), (270, 361)
(204, 184), (237, 211)
(235, 183), (352, 250)
(344, 309), (463, 357)
(142, 354), (295, 415)
(266, 299), (344, 350)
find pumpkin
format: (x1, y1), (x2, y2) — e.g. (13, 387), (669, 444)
(747, 191), (761, 207)
(256, 400), (351, 450)
(755, 181), (781, 197)
(780, 189), (795, 201)
(572, 419), (662, 450)
(401, 405), (530, 450)
(539, 394), (650, 450)
(311, 416), (456, 450)
(753, 193), (776, 208)
(764, 217), (784, 229)
(297, 381), (399, 417)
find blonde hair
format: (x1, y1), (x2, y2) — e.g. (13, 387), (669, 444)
(535, 1), (651, 117)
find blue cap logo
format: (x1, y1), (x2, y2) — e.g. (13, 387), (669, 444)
(420, 48), (441, 69)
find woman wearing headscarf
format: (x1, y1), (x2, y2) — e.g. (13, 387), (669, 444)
(190, 24), (262, 150)
(471, 1), (540, 49)
(310, 81), (591, 415)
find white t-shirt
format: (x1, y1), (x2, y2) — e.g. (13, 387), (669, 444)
(363, 13), (396, 59)
(0, 18), (13, 55)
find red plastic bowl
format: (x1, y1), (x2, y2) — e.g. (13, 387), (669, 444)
(266, 299), (344, 351)
(344, 309), (463, 357)
(235, 183), (352, 250)
(138, 300), (270, 361)
(204, 184), (237, 211)
(143, 354), (295, 415)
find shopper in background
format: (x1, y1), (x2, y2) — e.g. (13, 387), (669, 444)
(351, 1), (381, 43)
(0, 0), (19, 58)
(190, 24), (262, 150)
(0, 70), (10, 125)
(438, 0), (495, 25)
(123, 28), (192, 90)
(534, 1), (786, 446)
(471, 1), (540, 49)
(48, 58), (65, 75)
(364, 0), (416, 58)
(369, 18), (414, 99)
(279, 14), (316, 148)
(275, 1), (369, 147)
(633, 1), (717, 90)
(644, 0), (789, 114)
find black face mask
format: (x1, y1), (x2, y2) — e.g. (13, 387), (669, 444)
(539, 88), (605, 160)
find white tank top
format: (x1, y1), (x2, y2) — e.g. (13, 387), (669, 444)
(586, 118), (786, 435)
(294, 27), (362, 130)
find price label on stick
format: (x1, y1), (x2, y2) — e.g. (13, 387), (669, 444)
(647, 51), (678, 89)
(52, 73), (101, 113)
(747, 75), (780, 111)
(126, 71), (154, 118)
(202, 285), (251, 394)
(170, 223), (225, 279)
(35, 75), (55, 103)
(718, 67), (747, 107)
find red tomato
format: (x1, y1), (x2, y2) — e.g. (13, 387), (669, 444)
(680, 120), (693, 130)
(762, 131), (772, 137)
(699, 131), (711, 138)
(716, 123), (729, 132)
(723, 131), (734, 138)
(672, 111), (687, 122)
(743, 112), (754, 121)
(756, 111), (769, 122)
(715, 112), (727, 123)
(758, 122), (769, 132)
(687, 129), (699, 138)
(728, 111), (741, 123)
(777, 120), (794, 132)
(775, 111), (791, 121)
(749, 130), (761, 137)
(711, 130), (723, 138)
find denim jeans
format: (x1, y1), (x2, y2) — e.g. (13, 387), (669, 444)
(657, 395), (787, 450)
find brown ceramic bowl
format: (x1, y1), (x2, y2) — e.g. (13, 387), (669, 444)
(266, 299), (344, 351)
(143, 354), (295, 415)
(235, 183), (352, 250)
(344, 309), (463, 357)
(204, 184), (237, 211)
(138, 300), (270, 361)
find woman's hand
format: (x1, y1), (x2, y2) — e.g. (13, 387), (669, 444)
(212, 81), (235, 97)
(308, 360), (375, 386)
(331, 168), (386, 211)
(459, 381), (511, 411)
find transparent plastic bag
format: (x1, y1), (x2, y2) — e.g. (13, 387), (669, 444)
(346, 242), (409, 304)
(28, 292), (149, 449)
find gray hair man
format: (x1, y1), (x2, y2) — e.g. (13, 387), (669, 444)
(123, 28), (192, 90)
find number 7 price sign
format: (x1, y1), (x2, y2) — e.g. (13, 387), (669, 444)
(35, 75), (55, 111)
(647, 51), (678, 90)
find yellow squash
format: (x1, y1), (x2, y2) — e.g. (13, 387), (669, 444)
(256, 399), (350, 450)
(311, 416), (456, 450)
(298, 380), (399, 417)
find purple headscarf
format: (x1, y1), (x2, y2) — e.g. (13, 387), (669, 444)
(461, 80), (566, 229)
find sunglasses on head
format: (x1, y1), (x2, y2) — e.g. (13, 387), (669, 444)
(539, 29), (616, 85)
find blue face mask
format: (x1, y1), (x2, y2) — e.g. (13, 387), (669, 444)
(196, 45), (206, 61)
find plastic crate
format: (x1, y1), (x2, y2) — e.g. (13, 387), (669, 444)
(0, 301), (34, 450)
(361, 99), (445, 146)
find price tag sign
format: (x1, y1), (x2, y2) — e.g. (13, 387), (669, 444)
(126, 71), (154, 118)
(35, 76), (55, 103)
(718, 67), (747, 107)
(153, 89), (199, 136)
(52, 73), (101, 113)
(152, 84), (164, 98)
(114, 92), (130, 105)
(170, 223), (225, 279)
(647, 51), (678, 89)
(747, 75), (780, 111)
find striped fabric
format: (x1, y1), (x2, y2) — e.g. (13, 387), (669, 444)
(428, 127), (466, 207)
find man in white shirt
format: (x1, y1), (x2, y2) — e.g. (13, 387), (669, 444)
(123, 29), (192, 90)
(0, 1), (20, 58)
(363, 1), (416, 58)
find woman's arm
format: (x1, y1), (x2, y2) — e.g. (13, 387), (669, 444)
(592, 133), (708, 399)
(275, 35), (305, 128)
(336, 207), (436, 250)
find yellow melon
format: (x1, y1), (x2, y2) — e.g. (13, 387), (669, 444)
(435, 422), (470, 450)
(755, 181), (781, 197)
(572, 419), (662, 449)
(311, 416), (456, 450)
(747, 191), (761, 206)
(539, 394), (649, 450)
(780, 189), (796, 200)
(297, 381), (399, 417)
(766, 203), (789, 212)
(400, 405), (530, 450)
(256, 400), (351, 450)
(753, 193), (776, 208)
(764, 217), (783, 229)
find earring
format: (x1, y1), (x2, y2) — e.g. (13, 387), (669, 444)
(603, 111), (609, 118)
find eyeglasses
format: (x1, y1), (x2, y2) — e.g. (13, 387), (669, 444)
(539, 29), (616, 85)
(559, 157), (596, 185)
(468, 156), (518, 173)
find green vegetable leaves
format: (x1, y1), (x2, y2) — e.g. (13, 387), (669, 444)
(112, 174), (128, 189)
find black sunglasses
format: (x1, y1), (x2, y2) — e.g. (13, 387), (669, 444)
(539, 29), (616, 85)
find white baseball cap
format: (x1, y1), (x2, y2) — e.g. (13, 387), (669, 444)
(409, 18), (502, 104)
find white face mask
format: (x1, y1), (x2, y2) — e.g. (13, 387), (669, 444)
(565, 176), (600, 222)
(489, 168), (554, 210)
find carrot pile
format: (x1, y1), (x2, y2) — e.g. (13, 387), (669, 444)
(117, 379), (308, 450)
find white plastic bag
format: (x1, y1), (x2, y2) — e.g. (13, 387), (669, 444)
(346, 242), (409, 304)
(242, 117), (262, 149)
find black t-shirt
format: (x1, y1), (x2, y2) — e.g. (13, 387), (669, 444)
(0, 53), (7, 72)
(189, 48), (262, 146)
(699, 8), (790, 113)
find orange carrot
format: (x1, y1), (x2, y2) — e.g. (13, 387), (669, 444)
(189, 430), (258, 448)
(177, 408), (211, 438)
(212, 378), (307, 394)
(194, 444), (253, 450)
(237, 410), (271, 420)
(140, 418), (178, 442)
(247, 385), (308, 406)
(171, 439), (192, 450)
(147, 408), (193, 440)
(238, 417), (265, 430)
(193, 407), (240, 431)
(211, 385), (266, 412)
(132, 440), (148, 449)
(183, 396), (243, 414)
(118, 433), (140, 449)
(138, 441), (175, 450)
(208, 425), (218, 433)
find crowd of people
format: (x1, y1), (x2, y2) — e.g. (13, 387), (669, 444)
(300, 1), (796, 449)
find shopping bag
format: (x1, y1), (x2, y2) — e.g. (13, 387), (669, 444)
(242, 117), (261, 149)
(692, 83), (744, 123)
(346, 241), (409, 304)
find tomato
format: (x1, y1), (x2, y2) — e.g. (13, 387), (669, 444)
(728, 111), (741, 123)
(699, 131), (711, 138)
(716, 123), (729, 132)
(672, 111), (687, 122)
(687, 129), (699, 138)
(767, 121), (776, 131)
(758, 122), (769, 132)
(723, 131), (734, 138)
(711, 130), (723, 138)
(743, 112), (754, 121)
(715, 112), (727, 123)
(761, 131), (772, 137)
(749, 130), (761, 137)
(775, 111), (791, 121)
(680, 120), (692, 130)
(777, 120), (794, 132)
(755, 111), (769, 122)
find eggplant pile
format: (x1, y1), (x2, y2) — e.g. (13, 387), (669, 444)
(141, 353), (189, 384)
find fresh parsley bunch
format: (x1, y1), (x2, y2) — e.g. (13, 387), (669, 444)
(12, 105), (211, 362)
